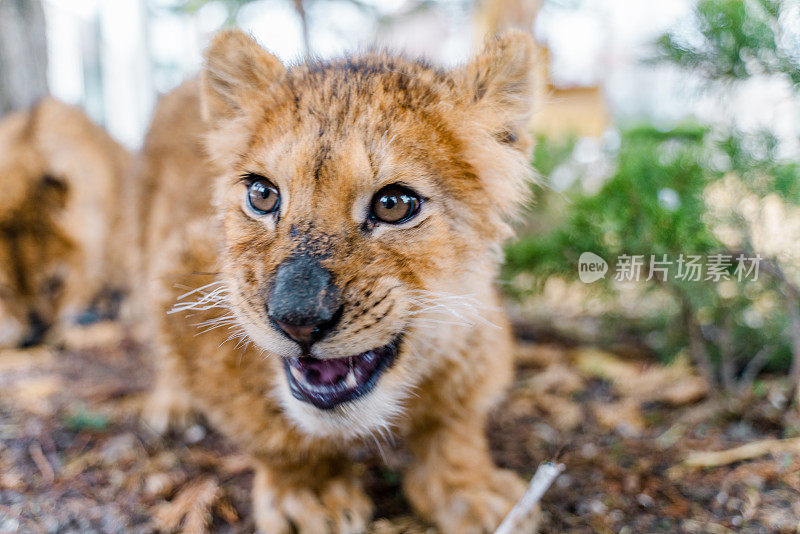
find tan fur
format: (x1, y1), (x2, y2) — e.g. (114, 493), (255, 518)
(0, 99), (133, 348)
(142, 30), (537, 533)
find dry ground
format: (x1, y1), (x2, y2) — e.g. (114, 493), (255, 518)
(1, 322), (799, 533)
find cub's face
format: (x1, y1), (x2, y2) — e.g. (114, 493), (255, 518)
(201, 30), (534, 437)
(0, 113), (73, 348)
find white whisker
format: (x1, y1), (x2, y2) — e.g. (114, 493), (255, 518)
(169, 279), (259, 356)
(400, 288), (502, 332)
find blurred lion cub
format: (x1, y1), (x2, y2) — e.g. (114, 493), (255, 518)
(0, 99), (132, 348)
(143, 29), (537, 533)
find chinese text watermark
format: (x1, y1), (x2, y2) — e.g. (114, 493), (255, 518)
(578, 253), (761, 283)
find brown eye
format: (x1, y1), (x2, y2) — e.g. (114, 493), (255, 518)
(370, 185), (422, 224)
(247, 177), (280, 214)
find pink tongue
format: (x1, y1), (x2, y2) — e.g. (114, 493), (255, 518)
(299, 357), (350, 386)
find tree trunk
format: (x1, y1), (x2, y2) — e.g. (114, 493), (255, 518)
(0, 0), (49, 117)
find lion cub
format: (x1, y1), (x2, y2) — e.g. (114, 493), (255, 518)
(143, 29), (536, 533)
(0, 99), (132, 348)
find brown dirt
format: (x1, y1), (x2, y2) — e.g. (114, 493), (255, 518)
(1, 324), (799, 533)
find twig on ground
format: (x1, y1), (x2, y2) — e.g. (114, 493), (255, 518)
(683, 437), (800, 468)
(738, 345), (773, 395)
(28, 441), (55, 483)
(494, 461), (565, 534)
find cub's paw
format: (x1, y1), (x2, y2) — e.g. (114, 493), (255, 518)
(141, 388), (194, 436)
(408, 467), (534, 534)
(253, 470), (373, 534)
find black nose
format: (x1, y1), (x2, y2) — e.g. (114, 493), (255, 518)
(268, 253), (342, 347)
(20, 311), (48, 348)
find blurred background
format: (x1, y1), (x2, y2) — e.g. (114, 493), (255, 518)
(4, 1), (800, 531)
(5, 0), (800, 429)
(6, 0), (796, 148)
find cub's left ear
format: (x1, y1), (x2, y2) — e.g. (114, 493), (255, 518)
(455, 31), (536, 148)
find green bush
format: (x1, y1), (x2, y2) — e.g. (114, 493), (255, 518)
(506, 0), (800, 394)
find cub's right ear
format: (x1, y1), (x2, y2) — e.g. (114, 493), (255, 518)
(201, 29), (286, 123)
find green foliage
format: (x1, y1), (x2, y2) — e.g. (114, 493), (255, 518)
(531, 134), (577, 177)
(64, 407), (111, 432)
(654, 0), (800, 86)
(507, 124), (720, 286)
(719, 130), (800, 202)
(507, 1), (800, 388)
(508, 123), (793, 376)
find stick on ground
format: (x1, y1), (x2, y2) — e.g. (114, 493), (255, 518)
(683, 436), (800, 468)
(494, 462), (565, 534)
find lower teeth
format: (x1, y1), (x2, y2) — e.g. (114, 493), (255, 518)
(290, 365), (304, 383)
(289, 363), (359, 391)
(345, 369), (357, 389)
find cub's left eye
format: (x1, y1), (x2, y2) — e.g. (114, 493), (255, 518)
(370, 185), (422, 224)
(246, 176), (280, 214)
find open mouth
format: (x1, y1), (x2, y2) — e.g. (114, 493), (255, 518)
(283, 338), (400, 410)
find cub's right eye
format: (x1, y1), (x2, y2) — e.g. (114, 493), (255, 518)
(245, 175), (280, 214)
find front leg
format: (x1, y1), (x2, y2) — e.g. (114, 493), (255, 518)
(252, 454), (373, 534)
(404, 420), (534, 534)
